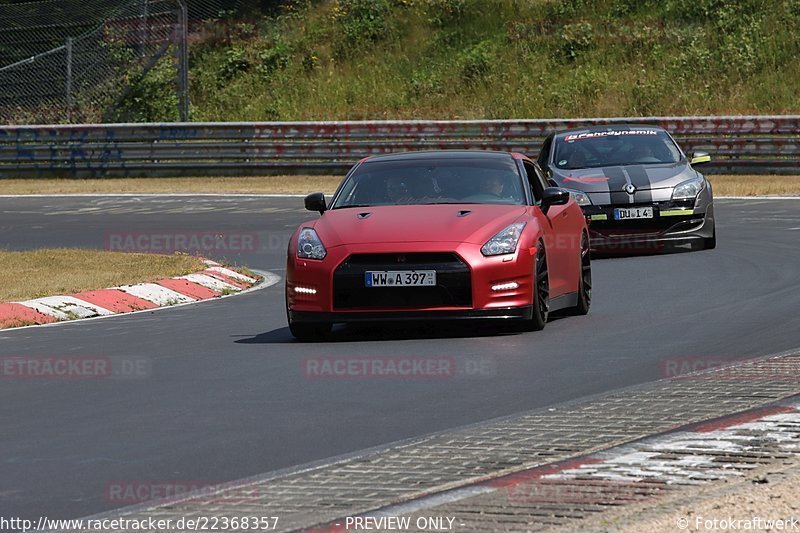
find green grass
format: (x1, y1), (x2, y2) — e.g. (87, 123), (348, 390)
(123, 0), (800, 122)
(0, 249), (206, 302)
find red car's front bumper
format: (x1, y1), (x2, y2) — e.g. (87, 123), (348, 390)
(286, 241), (537, 323)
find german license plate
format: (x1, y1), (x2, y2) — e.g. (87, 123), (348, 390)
(614, 207), (654, 220)
(365, 270), (436, 287)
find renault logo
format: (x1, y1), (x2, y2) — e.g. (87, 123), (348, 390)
(624, 184), (636, 195)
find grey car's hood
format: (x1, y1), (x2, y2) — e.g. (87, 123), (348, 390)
(551, 162), (696, 194)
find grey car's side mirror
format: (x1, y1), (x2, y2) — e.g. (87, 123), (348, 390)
(690, 151), (711, 165)
(305, 192), (326, 215)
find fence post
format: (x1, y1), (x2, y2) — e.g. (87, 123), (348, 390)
(140, 0), (149, 58)
(65, 37), (73, 123)
(176, 0), (189, 121)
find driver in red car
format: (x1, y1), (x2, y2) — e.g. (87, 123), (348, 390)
(385, 176), (414, 204)
(480, 175), (505, 197)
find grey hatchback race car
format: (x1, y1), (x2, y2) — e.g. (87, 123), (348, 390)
(537, 125), (716, 252)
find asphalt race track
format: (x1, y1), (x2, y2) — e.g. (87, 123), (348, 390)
(1, 196), (799, 522)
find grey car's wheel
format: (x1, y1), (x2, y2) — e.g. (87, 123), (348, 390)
(522, 242), (549, 331)
(703, 222), (717, 250)
(568, 233), (592, 315)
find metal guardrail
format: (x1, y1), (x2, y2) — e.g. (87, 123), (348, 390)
(1, 116), (799, 178)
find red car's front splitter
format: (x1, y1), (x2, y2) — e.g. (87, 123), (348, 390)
(288, 306), (534, 324)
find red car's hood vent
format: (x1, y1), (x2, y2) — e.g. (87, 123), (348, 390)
(316, 204), (527, 246)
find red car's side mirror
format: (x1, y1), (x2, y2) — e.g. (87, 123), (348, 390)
(304, 192), (327, 215)
(541, 187), (570, 215)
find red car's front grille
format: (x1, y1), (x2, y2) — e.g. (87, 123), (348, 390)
(333, 253), (472, 310)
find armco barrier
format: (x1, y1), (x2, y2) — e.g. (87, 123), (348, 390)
(1, 116), (799, 178)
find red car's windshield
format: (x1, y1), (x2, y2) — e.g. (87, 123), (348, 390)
(331, 157), (526, 208)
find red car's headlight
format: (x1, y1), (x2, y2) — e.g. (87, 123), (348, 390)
(297, 228), (327, 260)
(481, 222), (526, 256)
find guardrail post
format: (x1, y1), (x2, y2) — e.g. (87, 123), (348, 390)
(65, 37), (73, 123)
(176, 0), (189, 121)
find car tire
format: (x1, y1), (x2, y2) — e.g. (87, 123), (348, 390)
(703, 223), (717, 250)
(567, 232), (591, 316)
(521, 241), (549, 331)
(288, 321), (332, 341)
(286, 291), (332, 341)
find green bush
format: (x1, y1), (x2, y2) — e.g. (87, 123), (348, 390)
(113, 57), (178, 122)
(458, 40), (493, 84)
(257, 42), (291, 77)
(218, 46), (251, 84)
(426, 0), (467, 26)
(407, 67), (444, 98)
(560, 21), (594, 61)
(301, 52), (319, 73)
(332, 0), (392, 55)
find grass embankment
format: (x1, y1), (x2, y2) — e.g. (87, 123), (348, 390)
(0, 176), (343, 195)
(708, 175), (800, 197)
(120, 0), (800, 122)
(0, 175), (796, 196)
(0, 249), (206, 302)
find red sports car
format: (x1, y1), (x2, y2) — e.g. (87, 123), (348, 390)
(286, 151), (591, 340)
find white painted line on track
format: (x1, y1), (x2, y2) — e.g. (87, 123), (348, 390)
(717, 195), (800, 199)
(0, 193), (310, 198)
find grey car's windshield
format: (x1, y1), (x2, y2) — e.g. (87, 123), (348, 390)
(553, 130), (682, 170)
(331, 157), (525, 208)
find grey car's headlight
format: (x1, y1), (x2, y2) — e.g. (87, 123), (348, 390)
(563, 188), (592, 206)
(672, 176), (705, 200)
(297, 228), (327, 259)
(481, 222), (526, 256)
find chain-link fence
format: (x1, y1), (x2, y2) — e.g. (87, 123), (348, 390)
(0, 0), (235, 125)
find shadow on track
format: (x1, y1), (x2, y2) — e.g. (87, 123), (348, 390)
(590, 239), (706, 259)
(233, 320), (539, 344)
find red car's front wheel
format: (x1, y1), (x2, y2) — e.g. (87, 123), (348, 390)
(286, 291), (332, 341)
(567, 232), (591, 316)
(288, 321), (332, 342)
(521, 240), (549, 331)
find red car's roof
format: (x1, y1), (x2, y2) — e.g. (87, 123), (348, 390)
(361, 150), (525, 164)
